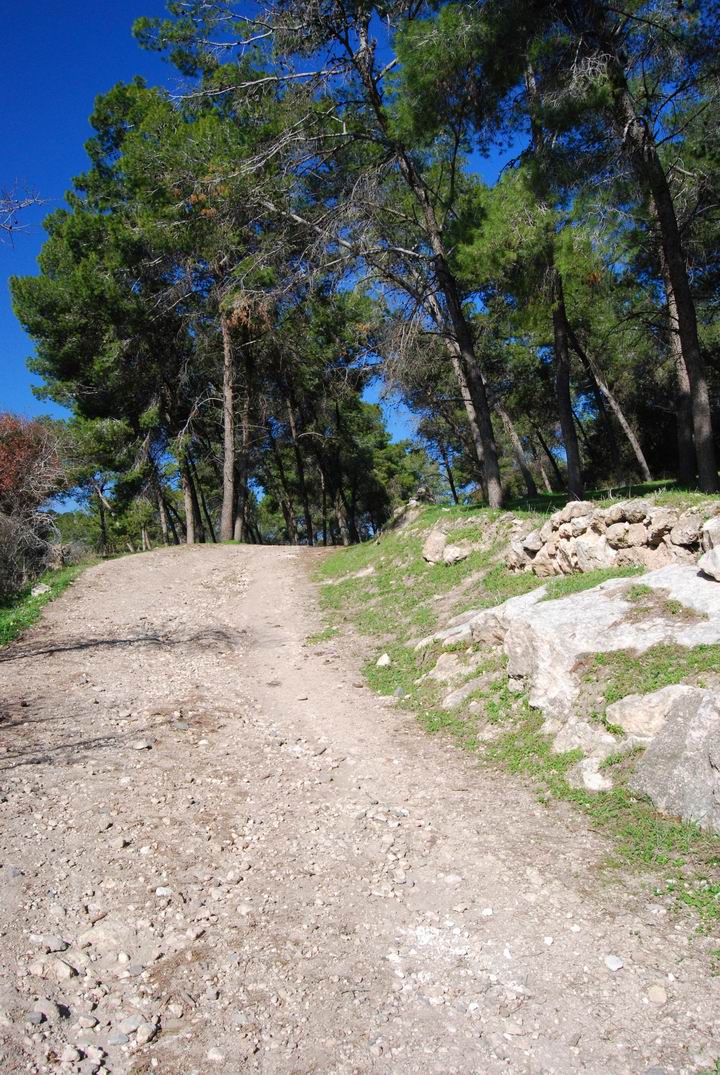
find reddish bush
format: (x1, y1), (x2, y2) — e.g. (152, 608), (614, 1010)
(0, 413), (63, 513)
(0, 414), (65, 599)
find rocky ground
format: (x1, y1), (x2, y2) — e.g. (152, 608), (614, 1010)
(0, 545), (719, 1075)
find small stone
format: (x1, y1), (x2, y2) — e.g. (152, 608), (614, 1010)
(61, 1045), (82, 1063)
(604, 954), (624, 972)
(117, 951), (130, 964)
(34, 998), (63, 1021)
(26, 1011), (45, 1025)
(376, 653), (391, 668)
(647, 984), (667, 1006)
(155, 886), (172, 897)
(132, 739), (153, 750)
(77, 1015), (99, 1029)
(119, 1014), (143, 1034)
(108, 1032), (130, 1046)
(135, 1021), (158, 1045)
(32, 933), (68, 953)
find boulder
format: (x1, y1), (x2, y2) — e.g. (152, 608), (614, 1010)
(605, 499), (651, 525)
(460, 565), (720, 723)
(506, 540), (530, 571)
(558, 500), (595, 523)
(422, 528), (447, 564)
(698, 547), (720, 581)
(574, 532), (616, 572)
(629, 687), (720, 833)
(606, 521), (647, 549)
(443, 542), (470, 565)
(522, 529), (544, 554)
(647, 507), (679, 546)
(539, 519), (555, 543)
(605, 684), (694, 740)
(702, 516), (720, 552)
(614, 544), (671, 571)
(569, 514), (592, 536)
(669, 510), (703, 547)
(530, 544), (563, 578)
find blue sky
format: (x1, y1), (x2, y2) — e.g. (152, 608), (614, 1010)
(1, 1), (171, 421)
(1, 3), (511, 444)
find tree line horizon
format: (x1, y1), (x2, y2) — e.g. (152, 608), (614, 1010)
(8, 0), (720, 551)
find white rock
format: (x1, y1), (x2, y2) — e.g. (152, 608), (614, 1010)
(376, 653), (391, 668)
(605, 954), (624, 972)
(422, 529), (447, 564)
(702, 516), (720, 552)
(698, 547), (720, 581)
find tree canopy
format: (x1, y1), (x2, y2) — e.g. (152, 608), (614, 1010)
(9, 0), (720, 550)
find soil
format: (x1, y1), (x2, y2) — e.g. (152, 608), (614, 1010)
(0, 545), (718, 1075)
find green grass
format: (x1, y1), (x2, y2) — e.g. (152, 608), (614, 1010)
(541, 566), (644, 601)
(316, 501), (720, 929)
(586, 643), (720, 704)
(305, 625), (340, 645)
(0, 564), (87, 647)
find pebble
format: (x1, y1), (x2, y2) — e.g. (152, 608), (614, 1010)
(26, 1011), (45, 1025)
(136, 1021), (158, 1045)
(605, 955), (624, 972)
(108, 1032), (130, 1046)
(376, 653), (391, 668)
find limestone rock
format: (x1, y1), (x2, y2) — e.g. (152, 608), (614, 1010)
(669, 510), (703, 547)
(629, 687), (720, 832)
(558, 500), (594, 523)
(702, 516), (720, 552)
(522, 529), (544, 554)
(698, 547), (720, 581)
(605, 685), (696, 741)
(606, 499), (651, 524)
(647, 507), (679, 546)
(422, 528), (447, 564)
(574, 533), (616, 572)
(443, 542), (470, 565)
(614, 544), (671, 571)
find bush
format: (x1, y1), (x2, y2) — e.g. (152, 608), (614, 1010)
(0, 414), (65, 601)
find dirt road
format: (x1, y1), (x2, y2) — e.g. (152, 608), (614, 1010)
(0, 545), (718, 1075)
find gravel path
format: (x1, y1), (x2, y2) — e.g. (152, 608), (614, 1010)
(0, 544), (718, 1075)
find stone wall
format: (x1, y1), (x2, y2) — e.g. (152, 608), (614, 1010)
(507, 499), (720, 577)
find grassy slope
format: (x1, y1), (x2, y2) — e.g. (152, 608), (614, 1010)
(0, 564), (88, 647)
(316, 501), (720, 932)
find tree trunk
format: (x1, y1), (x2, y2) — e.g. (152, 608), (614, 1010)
(604, 49), (717, 490)
(567, 325), (653, 483)
(430, 289), (502, 507)
(568, 330), (621, 472)
(267, 421), (298, 544)
(220, 314), (236, 542)
(190, 457), (217, 543)
(96, 490), (108, 556)
(234, 351), (253, 542)
(156, 489), (170, 546)
(354, 60), (503, 508)
(551, 269), (584, 498)
(180, 462), (196, 545)
(321, 470), (328, 546)
(662, 259), (697, 484)
(334, 487), (351, 546)
(531, 420), (565, 490)
(531, 442), (554, 493)
(287, 400), (314, 545)
(497, 404), (537, 498)
(438, 442), (460, 504)
(166, 499), (185, 542)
